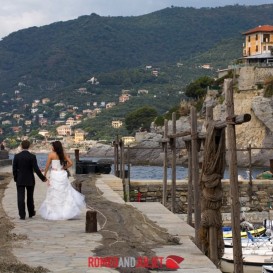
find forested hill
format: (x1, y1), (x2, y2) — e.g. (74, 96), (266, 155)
(1, 4), (273, 95)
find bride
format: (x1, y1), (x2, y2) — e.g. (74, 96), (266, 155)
(39, 141), (86, 220)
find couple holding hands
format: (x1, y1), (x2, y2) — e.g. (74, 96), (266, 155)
(12, 140), (85, 220)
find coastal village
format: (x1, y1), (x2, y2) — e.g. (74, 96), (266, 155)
(0, 87), (142, 151)
(1, 7), (273, 273)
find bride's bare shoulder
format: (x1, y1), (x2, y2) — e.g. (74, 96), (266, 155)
(48, 152), (58, 159)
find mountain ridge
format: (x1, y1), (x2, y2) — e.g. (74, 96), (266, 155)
(1, 4), (273, 98)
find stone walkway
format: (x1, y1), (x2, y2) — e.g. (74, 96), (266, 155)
(2, 166), (221, 273)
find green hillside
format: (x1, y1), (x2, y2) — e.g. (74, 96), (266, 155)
(0, 4), (273, 141)
(0, 4), (273, 98)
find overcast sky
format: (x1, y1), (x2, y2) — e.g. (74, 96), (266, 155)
(0, 0), (272, 39)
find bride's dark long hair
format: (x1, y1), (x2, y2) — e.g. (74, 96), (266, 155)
(52, 141), (65, 166)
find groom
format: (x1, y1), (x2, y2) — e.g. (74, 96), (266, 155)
(12, 140), (47, 220)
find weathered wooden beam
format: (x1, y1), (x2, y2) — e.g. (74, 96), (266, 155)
(185, 140), (193, 227)
(168, 131), (191, 138)
(171, 112), (176, 213)
(166, 114), (251, 142)
(225, 78), (243, 273)
(162, 119), (168, 206)
(183, 132), (206, 142)
(191, 106), (201, 248)
(214, 114), (251, 129)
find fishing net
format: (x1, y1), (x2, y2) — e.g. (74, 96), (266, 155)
(199, 121), (225, 262)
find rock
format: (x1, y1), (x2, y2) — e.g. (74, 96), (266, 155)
(86, 143), (114, 158)
(251, 96), (273, 131)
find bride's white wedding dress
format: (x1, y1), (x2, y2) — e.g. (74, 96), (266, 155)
(39, 160), (86, 220)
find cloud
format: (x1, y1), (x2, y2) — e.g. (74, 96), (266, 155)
(0, 0), (271, 39)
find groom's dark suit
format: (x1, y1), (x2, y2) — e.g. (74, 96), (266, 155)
(12, 150), (47, 219)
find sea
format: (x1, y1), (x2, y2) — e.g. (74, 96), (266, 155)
(8, 153), (266, 180)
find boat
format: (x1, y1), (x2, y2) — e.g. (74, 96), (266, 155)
(224, 229), (273, 248)
(224, 235), (273, 248)
(221, 248), (273, 273)
(223, 226), (266, 239)
(263, 265), (273, 273)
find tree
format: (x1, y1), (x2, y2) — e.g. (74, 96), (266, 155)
(164, 105), (181, 120)
(154, 115), (164, 126)
(125, 106), (158, 133)
(185, 76), (215, 99)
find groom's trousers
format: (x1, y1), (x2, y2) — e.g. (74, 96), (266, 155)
(16, 185), (35, 219)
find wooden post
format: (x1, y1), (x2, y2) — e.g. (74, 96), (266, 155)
(74, 181), (82, 193)
(114, 136), (119, 176)
(185, 140), (193, 226)
(225, 79), (243, 273)
(120, 140), (126, 200)
(191, 106), (201, 247)
(119, 139), (123, 178)
(162, 119), (168, 206)
(127, 146), (131, 186)
(124, 144), (130, 202)
(209, 226), (218, 265)
(85, 210), (97, 232)
(75, 149), (80, 162)
(205, 105), (219, 262)
(171, 112), (176, 212)
(247, 144), (253, 201)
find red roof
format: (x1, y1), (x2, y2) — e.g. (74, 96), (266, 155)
(243, 25), (273, 35)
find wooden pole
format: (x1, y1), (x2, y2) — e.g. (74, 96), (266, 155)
(247, 144), (253, 201)
(225, 78), (243, 273)
(124, 144), (130, 202)
(209, 226), (218, 265)
(74, 149), (80, 162)
(205, 106), (219, 265)
(162, 119), (168, 206)
(191, 106), (201, 247)
(120, 140), (127, 201)
(171, 112), (176, 212)
(127, 146), (131, 186)
(114, 135), (119, 176)
(119, 139), (123, 178)
(185, 140), (193, 226)
(74, 181), (82, 193)
(85, 210), (97, 233)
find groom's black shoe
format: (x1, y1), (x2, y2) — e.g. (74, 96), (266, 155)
(20, 217), (25, 220)
(29, 211), (36, 218)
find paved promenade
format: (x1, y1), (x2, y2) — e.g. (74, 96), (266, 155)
(2, 165), (221, 273)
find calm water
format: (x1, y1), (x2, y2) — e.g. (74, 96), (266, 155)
(9, 153), (266, 180)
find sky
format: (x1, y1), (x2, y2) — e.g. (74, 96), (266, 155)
(0, 0), (272, 39)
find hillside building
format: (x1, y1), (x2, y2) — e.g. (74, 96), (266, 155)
(119, 94), (130, 103)
(42, 98), (50, 104)
(74, 129), (85, 143)
(66, 117), (79, 126)
(106, 102), (116, 109)
(112, 120), (123, 128)
(38, 130), (50, 137)
(25, 120), (32, 126)
(243, 25), (273, 64)
(56, 125), (72, 136)
(121, 136), (135, 145)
